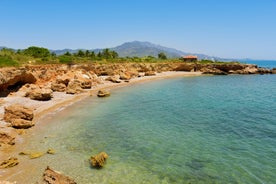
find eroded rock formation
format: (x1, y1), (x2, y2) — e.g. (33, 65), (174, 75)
(43, 166), (77, 184)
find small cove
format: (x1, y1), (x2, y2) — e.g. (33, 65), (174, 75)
(1, 74), (276, 184)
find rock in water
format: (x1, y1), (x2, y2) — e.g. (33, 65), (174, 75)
(0, 157), (19, 168)
(0, 127), (17, 146)
(90, 152), (108, 168)
(97, 90), (110, 97)
(43, 166), (77, 184)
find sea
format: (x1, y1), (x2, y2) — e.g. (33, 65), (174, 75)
(1, 60), (276, 184)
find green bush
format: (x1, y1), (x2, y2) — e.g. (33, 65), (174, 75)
(23, 46), (50, 58)
(0, 55), (19, 67)
(58, 55), (74, 64)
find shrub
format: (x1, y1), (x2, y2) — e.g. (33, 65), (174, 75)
(0, 56), (19, 67)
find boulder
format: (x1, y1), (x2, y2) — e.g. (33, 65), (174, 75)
(0, 68), (36, 96)
(43, 166), (77, 184)
(119, 72), (131, 80)
(145, 71), (156, 76)
(51, 82), (66, 92)
(105, 76), (121, 83)
(11, 119), (34, 129)
(25, 88), (53, 101)
(97, 90), (110, 97)
(90, 152), (108, 168)
(66, 80), (83, 94)
(0, 127), (17, 146)
(0, 157), (19, 168)
(4, 104), (34, 123)
(272, 68), (276, 74)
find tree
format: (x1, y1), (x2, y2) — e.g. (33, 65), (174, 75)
(158, 52), (167, 60)
(76, 50), (85, 57)
(23, 46), (50, 58)
(85, 50), (90, 57)
(64, 51), (71, 56)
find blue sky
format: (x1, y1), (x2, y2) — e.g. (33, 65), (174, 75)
(1, 0), (276, 59)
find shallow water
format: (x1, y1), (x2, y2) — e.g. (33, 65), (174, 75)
(1, 75), (276, 184)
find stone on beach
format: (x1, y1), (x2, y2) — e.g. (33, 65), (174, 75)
(4, 104), (34, 123)
(11, 119), (34, 129)
(97, 90), (110, 97)
(0, 157), (19, 168)
(66, 80), (84, 94)
(25, 87), (53, 101)
(43, 166), (77, 184)
(90, 152), (108, 168)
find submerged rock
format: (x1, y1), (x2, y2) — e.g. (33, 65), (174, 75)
(0, 127), (17, 146)
(97, 90), (110, 97)
(43, 166), (77, 184)
(90, 152), (108, 168)
(0, 157), (19, 168)
(47, 148), (55, 154)
(19, 151), (45, 159)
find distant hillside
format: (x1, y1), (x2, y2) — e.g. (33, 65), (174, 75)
(110, 41), (218, 60)
(1, 42), (229, 60)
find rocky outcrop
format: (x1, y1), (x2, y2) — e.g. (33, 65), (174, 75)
(51, 82), (67, 92)
(43, 166), (77, 184)
(66, 80), (83, 94)
(25, 87), (53, 101)
(272, 68), (276, 74)
(90, 152), (108, 168)
(0, 157), (19, 168)
(97, 90), (110, 97)
(4, 104), (34, 123)
(0, 127), (17, 146)
(0, 68), (36, 96)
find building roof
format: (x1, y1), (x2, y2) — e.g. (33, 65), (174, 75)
(183, 55), (198, 59)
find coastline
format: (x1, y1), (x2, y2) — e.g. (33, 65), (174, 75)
(0, 71), (202, 175)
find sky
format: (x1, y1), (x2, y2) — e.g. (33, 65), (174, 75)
(1, 0), (276, 60)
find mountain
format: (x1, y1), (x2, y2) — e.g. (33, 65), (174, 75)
(1, 42), (229, 60)
(110, 41), (225, 60)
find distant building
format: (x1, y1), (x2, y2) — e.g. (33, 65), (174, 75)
(183, 55), (198, 62)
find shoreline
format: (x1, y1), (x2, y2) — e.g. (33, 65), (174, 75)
(0, 71), (202, 182)
(34, 71), (202, 122)
(0, 71), (201, 150)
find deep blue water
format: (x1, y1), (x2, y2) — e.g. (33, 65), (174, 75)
(5, 74), (276, 184)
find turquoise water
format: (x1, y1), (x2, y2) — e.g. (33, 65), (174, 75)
(242, 60), (276, 68)
(5, 75), (276, 183)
